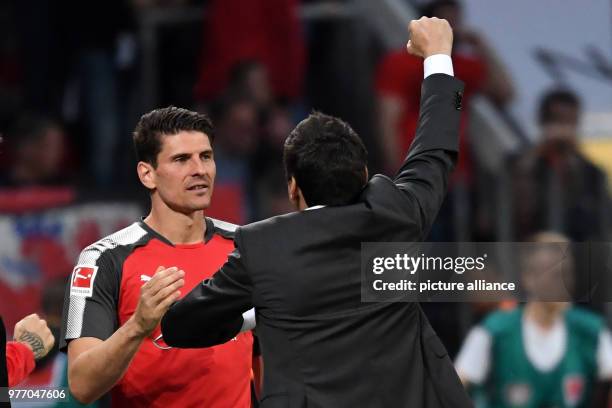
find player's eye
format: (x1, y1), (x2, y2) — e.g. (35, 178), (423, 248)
(174, 155), (189, 163)
(201, 152), (213, 161)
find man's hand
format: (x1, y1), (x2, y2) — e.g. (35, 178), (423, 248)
(13, 314), (55, 360)
(131, 266), (185, 337)
(407, 17), (453, 58)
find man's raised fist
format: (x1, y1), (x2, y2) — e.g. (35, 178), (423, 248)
(407, 17), (453, 59)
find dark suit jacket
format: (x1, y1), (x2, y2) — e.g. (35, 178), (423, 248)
(162, 74), (472, 408)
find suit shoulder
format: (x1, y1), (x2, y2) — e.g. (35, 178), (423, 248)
(240, 212), (299, 236)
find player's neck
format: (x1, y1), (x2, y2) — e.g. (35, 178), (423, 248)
(144, 205), (206, 245)
(524, 302), (566, 330)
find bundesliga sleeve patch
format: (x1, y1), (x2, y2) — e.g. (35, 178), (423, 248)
(70, 265), (98, 297)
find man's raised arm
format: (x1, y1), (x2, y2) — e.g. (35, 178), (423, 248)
(393, 17), (465, 237)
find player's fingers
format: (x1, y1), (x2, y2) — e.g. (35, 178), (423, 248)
(152, 278), (185, 303)
(151, 269), (184, 294)
(147, 267), (182, 295)
(156, 290), (182, 313)
(46, 332), (56, 348)
(141, 266), (166, 290)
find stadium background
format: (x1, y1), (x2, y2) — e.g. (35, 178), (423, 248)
(0, 0), (611, 406)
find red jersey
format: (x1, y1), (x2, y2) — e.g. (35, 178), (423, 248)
(6, 341), (35, 387)
(60, 218), (253, 408)
(375, 51), (485, 181)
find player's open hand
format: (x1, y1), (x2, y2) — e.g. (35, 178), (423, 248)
(13, 314), (55, 360)
(133, 266), (185, 337)
(407, 17), (453, 58)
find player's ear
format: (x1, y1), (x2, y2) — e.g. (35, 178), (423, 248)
(137, 161), (156, 190)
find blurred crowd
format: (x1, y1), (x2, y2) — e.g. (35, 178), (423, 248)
(1, 0), (611, 406)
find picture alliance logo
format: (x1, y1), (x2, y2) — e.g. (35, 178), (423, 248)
(371, 253), (488, 275)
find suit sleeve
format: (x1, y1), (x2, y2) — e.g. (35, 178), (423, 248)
(6, 342), (35, 387)
(161, 229), (253, 348)
(393, 73), (464, 237)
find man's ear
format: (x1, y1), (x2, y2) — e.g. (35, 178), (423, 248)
(288, 176), (299, 204)
(364, 166), (369, 183)
(137, 161), (156, 190)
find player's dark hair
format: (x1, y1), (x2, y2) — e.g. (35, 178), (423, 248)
(538, 89), (581, 125)
(283, 112), (368, 206)
(133, 106), (214, 167)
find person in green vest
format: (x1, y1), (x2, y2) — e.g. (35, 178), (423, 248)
(455, 231), (612, 407)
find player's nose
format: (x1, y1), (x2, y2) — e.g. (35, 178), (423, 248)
(190, 156), (207, 176)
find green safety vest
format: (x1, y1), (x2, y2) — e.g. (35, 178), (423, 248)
(472, 306), (602, 408)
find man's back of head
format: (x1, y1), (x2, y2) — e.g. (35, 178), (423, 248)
(283, 112), (368, 207)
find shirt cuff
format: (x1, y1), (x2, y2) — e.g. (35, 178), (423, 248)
(240, 308), (256, 332)
(424, 54), (454, 78)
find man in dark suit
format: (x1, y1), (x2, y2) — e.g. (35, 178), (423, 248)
(162, 17), (471, 408)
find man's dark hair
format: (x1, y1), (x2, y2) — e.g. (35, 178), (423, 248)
(133, 106), (214, 167)
(283, 112), (368, 206)
(420, 0), (460, 18)
(538, 89), (581, 125)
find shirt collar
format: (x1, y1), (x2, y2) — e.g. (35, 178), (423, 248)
(305, 205), (326, 211)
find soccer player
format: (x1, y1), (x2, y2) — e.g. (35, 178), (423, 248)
(455, 232), (612, 407)
(60, 107), (255, 407)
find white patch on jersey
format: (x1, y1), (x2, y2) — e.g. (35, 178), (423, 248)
(70, 265), (99, 297)
(140, 274), (152, 282)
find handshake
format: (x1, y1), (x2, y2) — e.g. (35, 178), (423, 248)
(406, 17), (453, 58)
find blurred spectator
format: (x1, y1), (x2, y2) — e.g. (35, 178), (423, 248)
(254, 164), (294, 220)
(0, 2), (22, 129)
(0, 115), (69, 187)
(227, 60), (274, 112)
(251, 104), (295, 219)
(455, 232), (612, 407)
(511, 90), (611, 241)
(59, 0), (137, 187)
(194, 0), (305, 103)
(375, 0), (514, 176)
(205, 95), (260, 223)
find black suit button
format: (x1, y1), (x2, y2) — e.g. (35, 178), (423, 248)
(455, 91), (463, 111)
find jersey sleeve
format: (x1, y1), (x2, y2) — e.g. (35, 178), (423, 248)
(60, 248), (120, 351)
(6, 341), (35, 387)
(596, 328), (612, 380)
(454, 326), (492, 385)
